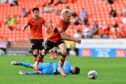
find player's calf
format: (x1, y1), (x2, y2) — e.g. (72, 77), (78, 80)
(33, 54), (38, 62)
(32, 49), (38, 62)
(60, 54), (66, 67)
(11, 61), (21, 65)
(33, 50), (47, 72)
(38, 53), (44, 62)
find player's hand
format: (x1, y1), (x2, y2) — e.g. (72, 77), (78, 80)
(58, 67), (66, 77)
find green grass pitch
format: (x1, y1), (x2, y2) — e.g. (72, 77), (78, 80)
(0, 55), (126, 84)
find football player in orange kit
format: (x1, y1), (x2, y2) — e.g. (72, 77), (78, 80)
(47, 21), (58, 60)
(23, 7), (51, 62)
(33, 9), (81, 77)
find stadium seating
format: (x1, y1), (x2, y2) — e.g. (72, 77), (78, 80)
(0, 0), (126, 42)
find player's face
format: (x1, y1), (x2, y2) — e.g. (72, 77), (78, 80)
(63, 12), (71, 22)
(71, 67), (76, 74)
(33, 10), (39, 17)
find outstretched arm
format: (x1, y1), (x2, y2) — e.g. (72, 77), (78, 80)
(44, 20), (53, 29)
(23, 23), (29, 32)
(44, 24), (52, 29)
(60, 32), (81, 44)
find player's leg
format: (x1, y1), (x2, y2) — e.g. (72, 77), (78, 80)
(37, 40), (51, 62)
(33, 49), (38, 61)
(37, 40), (45, 62)
(33, 50), (47, 72)
(58, 43), (67, 77)
(49, 49), (54, 59)
(39, 40), (54, 60)
(53, 47), (58, 59)
(11, 61), (33, 68)
(58, 43), (67, 67)
(33, 40), (53, 72)
(50, 47), (58, 59)
(20, 62), (33, 68)
(38, 49), (47, 62)
(31, 39), (39, 62)
(33, 40), (44, 72)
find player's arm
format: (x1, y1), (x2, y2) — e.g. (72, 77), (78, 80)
(60, 32), (81, 44)
(58, 67), (66, 77)
(19, 71), (42, 75)
(57, 26), (81, 43)
(43, 20), (53, 29)
(23, 23), (29, 32)
(44, 24), (51, 29)
(23, 19), (31, 32)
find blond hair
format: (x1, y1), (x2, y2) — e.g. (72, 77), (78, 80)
(61, 9), (71, 15)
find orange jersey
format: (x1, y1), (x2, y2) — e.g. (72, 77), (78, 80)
(27, 17), (45, 39)
(48, 19), (70, 43)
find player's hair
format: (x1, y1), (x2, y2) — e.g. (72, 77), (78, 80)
(32, 7), (39, 12)
(74, 66), (80, 74)
(61, 9), (71, 15)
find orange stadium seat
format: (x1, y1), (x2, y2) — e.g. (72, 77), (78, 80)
(0, 0), (125, 41)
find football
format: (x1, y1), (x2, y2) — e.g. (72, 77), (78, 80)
(87, 70), (97, 79)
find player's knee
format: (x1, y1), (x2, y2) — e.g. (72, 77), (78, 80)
(42, 50), (47, 56)
(33, 49), (38, 55)
(61, 50), (67, 55)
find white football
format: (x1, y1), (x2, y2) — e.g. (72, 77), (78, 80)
(87, 70), (97, 79)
